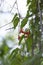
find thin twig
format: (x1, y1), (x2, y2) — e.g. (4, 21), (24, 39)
(10, 1), (16, 12)
(0, 0), (24, 30)
(38, 0), (42, 52)
(0, 21), (12, 28)
(5, 27), (14, 31)
(0, 1), (16, 14)
(16, 0), (24, 19)
(0, 11), (14, 14)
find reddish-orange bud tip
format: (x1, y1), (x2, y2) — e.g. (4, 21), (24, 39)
(18, 35), (21, 40)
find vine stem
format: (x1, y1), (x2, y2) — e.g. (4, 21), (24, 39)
(38, 0), (42, 52)
(0, 21), (12, 28)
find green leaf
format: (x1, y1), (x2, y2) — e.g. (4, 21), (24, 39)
(13, 17), (19, 29)
(12, 13), (17, 22)
(27, 0), (31, 6)
(9, 48), (20, 60)
(21, 18), (28, 28)
(19, 35), (25, 45)
(25, 35), (32, 52)
(23, 53), (41, 65)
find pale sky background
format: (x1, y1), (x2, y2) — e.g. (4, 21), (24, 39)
(0, 0), (27, 47)
(0, 0), (27, 37)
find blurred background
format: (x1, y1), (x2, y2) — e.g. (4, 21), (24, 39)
(0, 0), (43, 65)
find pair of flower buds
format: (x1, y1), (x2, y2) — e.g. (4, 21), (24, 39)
(18, 28), (30, 40)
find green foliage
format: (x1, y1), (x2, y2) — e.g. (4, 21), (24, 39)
(0, 39), (9, 57)
(21, 17), (28, 28)
(8, 48), (28, 65)
(19, 35), (25, 45)
(12, 13), (17, 22)
(0, 0), (43, 65)
(27, 0), (31, 6)
(12, 13), (19, 29)
(23, 53), (42, 65)
(13, 17), (19, 29)
(25, 35), (32, 52)
(12, 0), (43, 65)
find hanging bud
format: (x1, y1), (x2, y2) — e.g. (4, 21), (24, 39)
(19, 29), (24, 33)
(18, 35), (21, 40)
